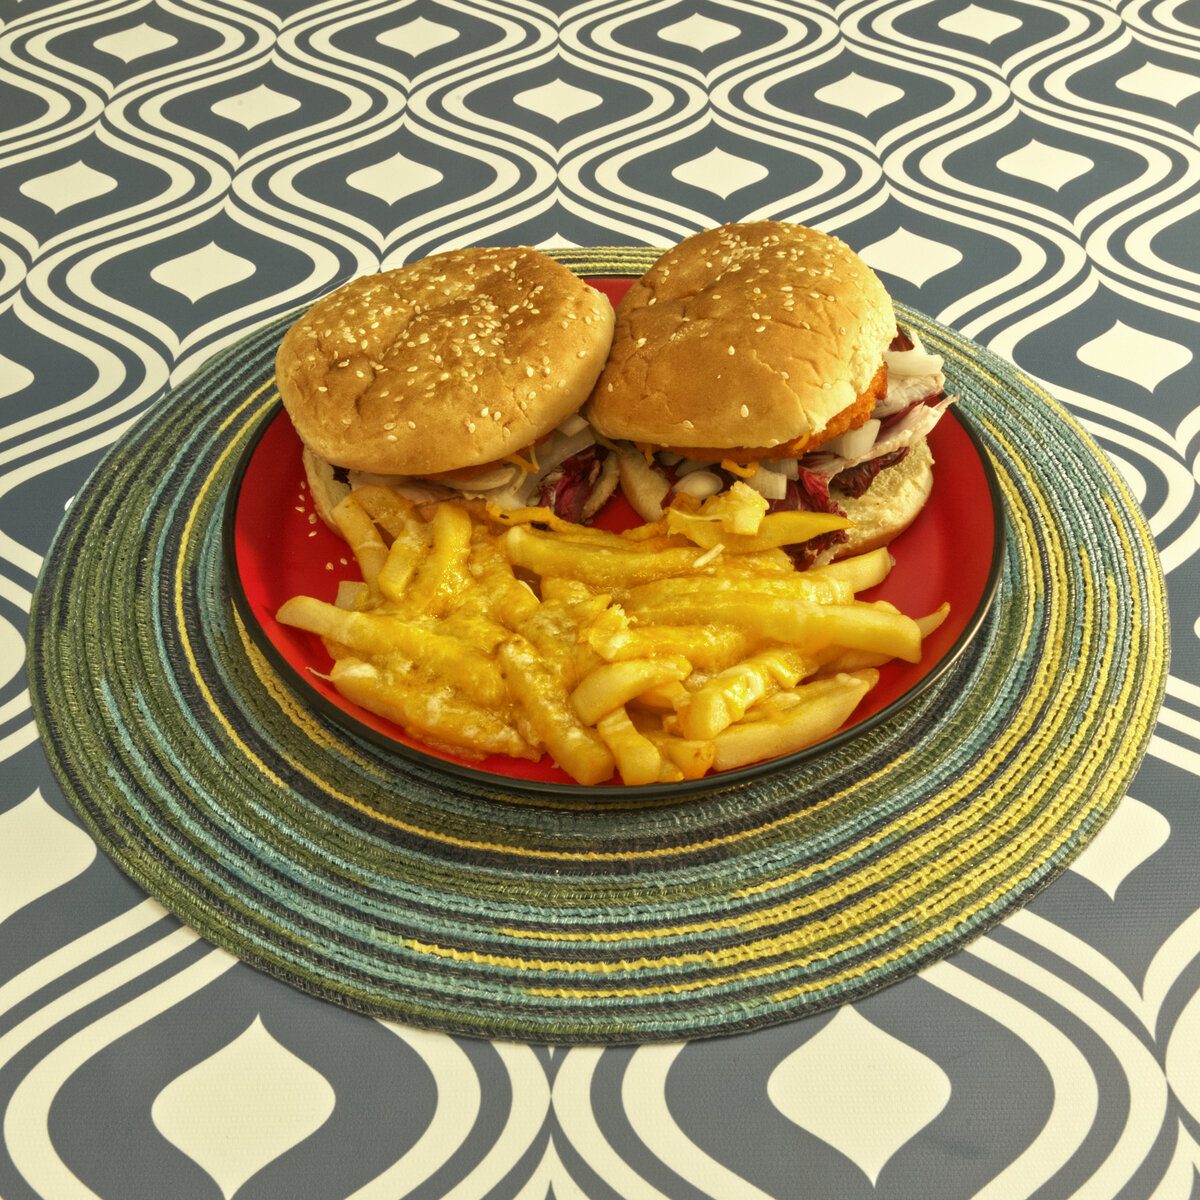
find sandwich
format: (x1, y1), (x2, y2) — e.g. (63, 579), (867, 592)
(275, 244), (618, 528)
(585, 221), (953, 564)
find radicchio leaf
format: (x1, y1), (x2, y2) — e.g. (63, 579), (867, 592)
(831, 446), (910, 500)
(539, 445), (609, 523)
(767, 470), (850, 568)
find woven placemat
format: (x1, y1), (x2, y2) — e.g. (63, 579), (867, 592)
(28, 249), (1168, 1044)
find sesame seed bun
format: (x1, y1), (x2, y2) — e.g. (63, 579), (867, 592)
(275, 246), (615, 476)
(585, 222), (896, 459)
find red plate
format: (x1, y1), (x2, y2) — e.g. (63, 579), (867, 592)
(226, 280), (1004, 796)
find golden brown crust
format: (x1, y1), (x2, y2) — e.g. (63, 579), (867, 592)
(652, 364), (888, 463)
(585, 222), (895, 453)
(276, 246), (615, 475)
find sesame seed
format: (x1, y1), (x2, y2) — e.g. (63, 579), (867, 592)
(740, 404), (749, 417)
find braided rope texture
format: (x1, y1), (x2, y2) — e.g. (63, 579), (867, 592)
(28, 250), (1168, 1044)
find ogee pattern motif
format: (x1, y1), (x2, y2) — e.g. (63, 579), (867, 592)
(3, 0), (1199, 1196)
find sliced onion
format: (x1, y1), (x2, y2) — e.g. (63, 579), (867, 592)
(557, 412), (589, 437)
(742, 466), (789, 500)
(347, 469), (407, 489)
(878, 374), (943, 412)
(672, 470), (724, 499)
(824, 419), (880, 462)
(536, 425), (595, 474)
(885, 344), (943, 377)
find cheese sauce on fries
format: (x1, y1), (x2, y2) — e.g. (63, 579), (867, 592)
(277, 482), (949, 786)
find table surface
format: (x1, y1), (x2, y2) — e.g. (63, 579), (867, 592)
(3, 1), (1199, 1198)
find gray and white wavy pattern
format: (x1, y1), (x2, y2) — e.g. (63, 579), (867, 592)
(3, 0), (1199, 1195)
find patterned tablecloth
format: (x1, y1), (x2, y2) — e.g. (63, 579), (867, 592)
(3, 1), (1198, 1197)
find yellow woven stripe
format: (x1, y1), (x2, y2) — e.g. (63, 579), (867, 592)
(176, 383), (292, 796)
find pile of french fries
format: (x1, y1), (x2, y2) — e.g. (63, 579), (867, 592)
(277, 482), (948, 785)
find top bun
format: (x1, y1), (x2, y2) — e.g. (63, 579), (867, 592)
(276, 246), (615, 475)
(585, 222), (895, 458)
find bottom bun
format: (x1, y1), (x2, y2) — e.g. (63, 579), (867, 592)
(303, 446), (351, 531)
(832, 437), (935, 559)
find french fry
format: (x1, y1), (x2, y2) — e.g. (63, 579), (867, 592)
(331, 493), (389, 592)
(634, 679), (691, 711)
(675, 648), (815, 740)
(570, 655), (693, 725)
(621, 571), (854, 608)
(639, 726), (717, 780)
(498, 637), (615, 785)
(487, 505), (674, 546)
(585, 620), (761, 672)
(502, 524), (715, 589)
(377, 527), (431, 602)
(918, 603), (951, 638)
(454, 535), (540, 628)
(623, 594), (923, 663)
(334, 580), (371, 611)
(330, 657), (536, 761)
(710, 671), (877, 771)
(352, 485), (421, 540)
(277, 599), (510, 706)
(399, 502), (475, 617)
(804, 547), (894, 594)
(517, 594), (610, 689)
(596, 706), (681, 785)
(667, 506), (850, 552)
